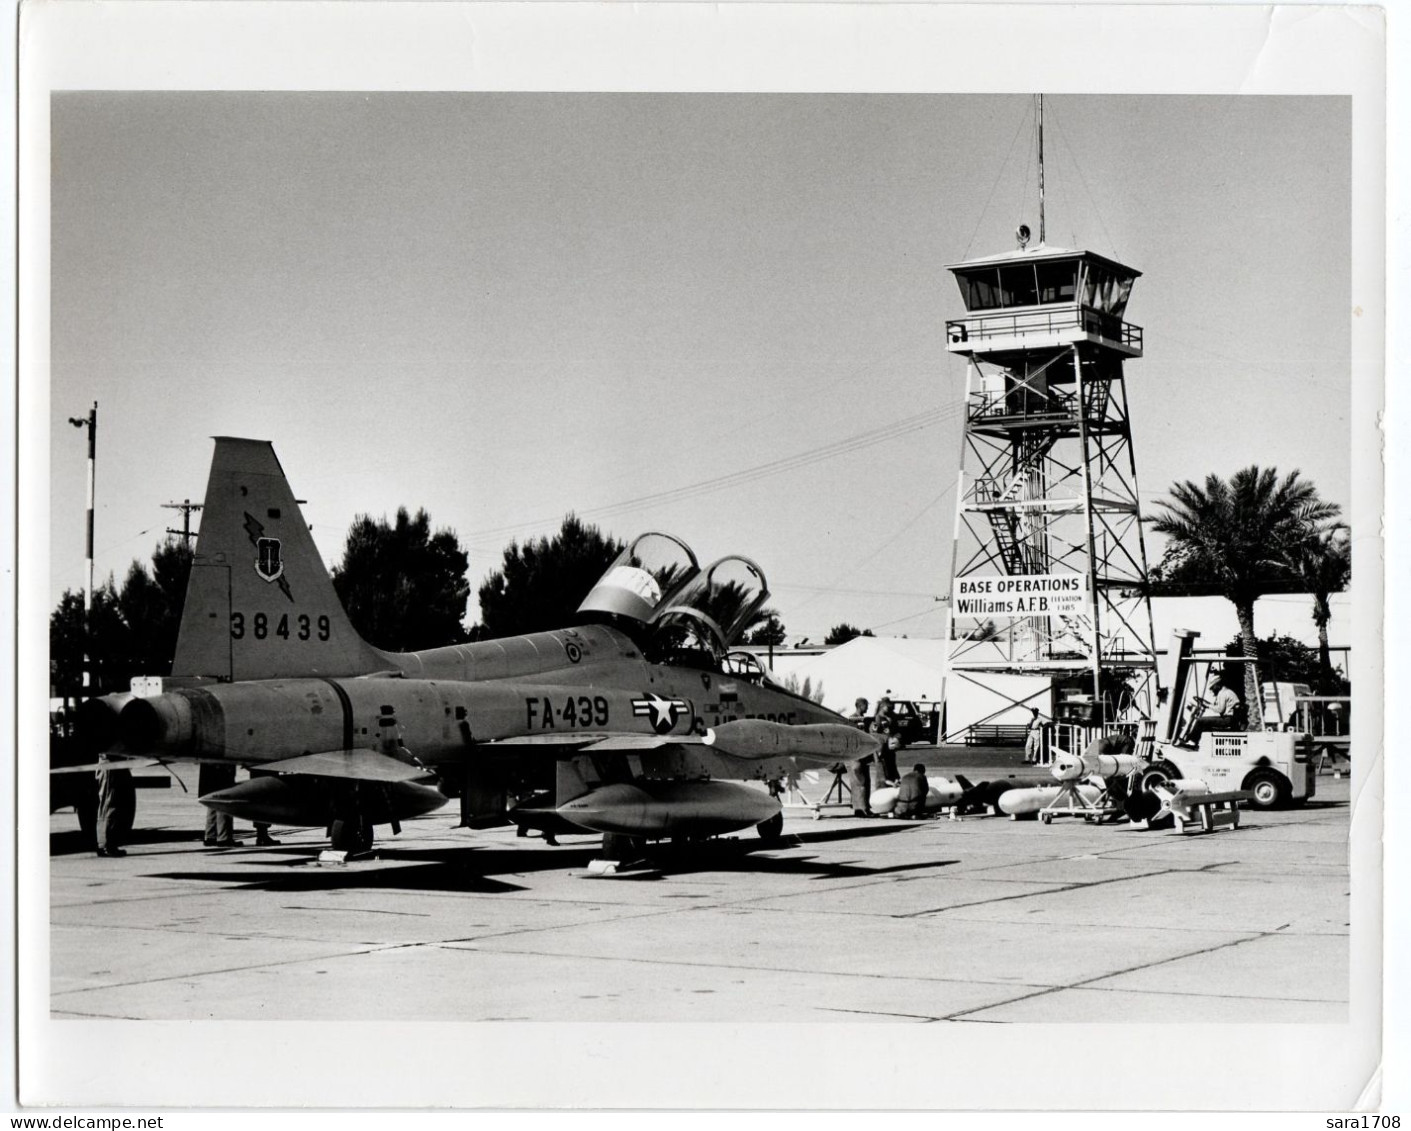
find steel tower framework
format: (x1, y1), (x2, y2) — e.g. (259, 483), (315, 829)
(942, 244), (1158, 735)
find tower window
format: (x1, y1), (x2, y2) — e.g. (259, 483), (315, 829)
(997, 265), (1039, 307)
(1035, 261), (1078, 303)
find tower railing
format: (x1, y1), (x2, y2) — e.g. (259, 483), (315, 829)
(947, 307), (1142, 351)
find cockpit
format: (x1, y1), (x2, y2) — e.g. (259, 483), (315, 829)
(575, 533), (784, 686)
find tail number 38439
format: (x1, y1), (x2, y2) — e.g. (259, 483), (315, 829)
(231, 612), (331, 641)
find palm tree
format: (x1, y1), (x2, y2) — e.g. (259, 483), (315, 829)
(1289, 523), (1351, 689)
(1148, 467), (1339, 729)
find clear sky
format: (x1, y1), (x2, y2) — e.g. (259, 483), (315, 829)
(49, 92), (1352, 641)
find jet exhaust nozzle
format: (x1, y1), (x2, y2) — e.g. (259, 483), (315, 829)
(119, 693), (195, 754)
(75, 693), (133, 756)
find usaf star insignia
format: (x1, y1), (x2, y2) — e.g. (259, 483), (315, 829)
(632, 693), (691, 735)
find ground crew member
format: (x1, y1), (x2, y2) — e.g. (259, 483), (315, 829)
(95, 755), (136, 858)
(894, 764), (931, 819)
(847, 697), (873, 817)
(200, 762), (240, 847)
(1023, 708), (1048, 764)
(871, 698), (900, 784)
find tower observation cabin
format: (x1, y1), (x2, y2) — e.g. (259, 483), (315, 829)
(942, 233), (1157, 740)
(946, 246), (1142, 360)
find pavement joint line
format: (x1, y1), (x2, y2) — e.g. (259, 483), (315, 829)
(419, 942), (1071, 991)
(936, 913), (1349, 937)
(365, 901), (723, 949)
(49, 945), (395, 998)
(894, 865), (1229, 918)
(51, 900), (695, 949)
(1055, 982), (1349, 1006)
(817, 1007), (949, 1021)
(940, 928), (1275, 1020)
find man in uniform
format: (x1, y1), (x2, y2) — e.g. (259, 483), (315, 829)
(95, 754), (136, 858)
(200, 762), (241, 847)
(1023, 708), (1048, 764)
(871, 698), (900, 785)
(846, 698), (874, 817)
(894, 763), (931, 819)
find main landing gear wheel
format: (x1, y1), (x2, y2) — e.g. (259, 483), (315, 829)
(1244, 769), (1289, 811)
(756, 813), (784, 842)
(330, 816), (374, 854)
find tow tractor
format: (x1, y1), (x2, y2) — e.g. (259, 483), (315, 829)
(1138, 630), (1317, 811)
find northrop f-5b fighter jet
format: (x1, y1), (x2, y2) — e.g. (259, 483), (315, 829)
(78, 438), (877, 867)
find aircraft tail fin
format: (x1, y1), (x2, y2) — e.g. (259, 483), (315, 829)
(172, 438), (389, 681)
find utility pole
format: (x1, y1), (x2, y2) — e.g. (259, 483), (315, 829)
(162, 499), (203, 544)
(67, 402), (97, 699)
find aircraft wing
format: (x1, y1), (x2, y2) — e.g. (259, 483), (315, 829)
(482, 720), (875, 763)
(577, 735), (703, 752)
(479, 733), (705, 753)
(50, 757), (160, 774)
(253, 749), (435, 782)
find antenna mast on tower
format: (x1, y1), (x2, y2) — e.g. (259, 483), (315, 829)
(1037, 94), (1045, 246)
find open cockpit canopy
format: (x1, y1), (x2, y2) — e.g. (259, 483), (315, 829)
(577, 535), (774, 672)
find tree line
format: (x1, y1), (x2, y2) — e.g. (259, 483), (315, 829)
(49, 510), (792, 698)
(51, 464), (1350, 717)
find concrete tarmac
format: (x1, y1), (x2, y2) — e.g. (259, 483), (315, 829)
(48, 752), (1351, 1026)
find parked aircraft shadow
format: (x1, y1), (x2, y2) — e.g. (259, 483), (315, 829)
(150, 849), (542, 895)
(50, 828), (204, 856)
(140, 823), (951, 891)
(786, 824), (934, 845)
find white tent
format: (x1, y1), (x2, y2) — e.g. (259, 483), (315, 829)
(784, 637), (948, 715)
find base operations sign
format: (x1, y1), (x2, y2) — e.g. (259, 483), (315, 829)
(952, 573), (1089, 619)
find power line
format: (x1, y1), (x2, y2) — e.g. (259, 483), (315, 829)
(461, 403), (964, 544)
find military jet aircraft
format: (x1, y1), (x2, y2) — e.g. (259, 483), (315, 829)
(78, 438), (876, 868)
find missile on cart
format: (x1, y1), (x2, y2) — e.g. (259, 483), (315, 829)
(1124, 778), (1211, 825)
(703, 719), (880, 762)
(1052, 746), (1143, 782)
(954, 777), (1024, 814)
(869, 776), (964, 816)
(997, 782), (1102, 819)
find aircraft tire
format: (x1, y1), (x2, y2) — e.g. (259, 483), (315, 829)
(756, 813), (784, 842)
(601, 833), (645, 862)
(1243, 769), (1288, 811)
(331, 816), (373, 854)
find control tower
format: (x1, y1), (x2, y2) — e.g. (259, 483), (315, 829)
(942, 235), (1157, 736)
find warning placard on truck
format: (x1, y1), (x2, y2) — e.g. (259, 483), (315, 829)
(952, 573), (1089, 620)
